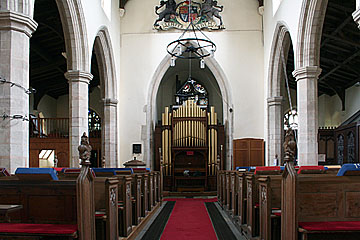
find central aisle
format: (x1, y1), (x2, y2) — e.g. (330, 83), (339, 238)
(160, 198), (218, 240)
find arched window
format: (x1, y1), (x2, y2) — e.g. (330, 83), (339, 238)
(88, 109), (101, 132)
(284, 109), (298, 130)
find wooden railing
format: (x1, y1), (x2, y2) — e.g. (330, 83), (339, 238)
(30, 117), (102, 139)
(30, 117), (69, 138)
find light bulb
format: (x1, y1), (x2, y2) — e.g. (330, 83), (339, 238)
(210, 49), (215, 58)
(177, 46), (182, 56)
(171, 57), (176, 67)
(200, 59), (205, 69)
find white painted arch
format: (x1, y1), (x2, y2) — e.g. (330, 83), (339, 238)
(145, 48), (234, 170)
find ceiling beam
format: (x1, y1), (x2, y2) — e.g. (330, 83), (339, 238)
(31, 42), (65, 76)
(319, 50), (360, 82)
(322, 33), (360, 49)
(321, 15), (353, 48)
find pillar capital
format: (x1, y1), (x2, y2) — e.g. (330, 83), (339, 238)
(292, 66), (322, 81)
(267, 96), (284, 106)
(0, 11), (37, 37)
(65, 70), (93, 84)
(353, 8), (360, 29)
(103, 98), (118, 107)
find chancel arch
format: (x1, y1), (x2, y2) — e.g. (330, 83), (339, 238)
(146, 44), (233, 172)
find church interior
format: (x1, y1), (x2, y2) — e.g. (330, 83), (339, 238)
(0, 0), (359, 239)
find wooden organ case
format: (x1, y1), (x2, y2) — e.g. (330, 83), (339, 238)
(156, 100), (225, 192)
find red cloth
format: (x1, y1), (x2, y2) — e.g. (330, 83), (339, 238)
(299, 221), (360, 231)
(254, 166), (281, 175)
(297, 166), (325, 174)
(161, 198), (217, 240)
(0, 223), (77, 235)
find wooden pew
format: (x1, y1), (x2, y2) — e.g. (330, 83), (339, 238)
(258, 175), (282, 240)
(235, 171), (249, 227)
(0, 168), (10, 177)
(282, 163), (360, 240)
(217, 170), (225, 206)
(91, 168), (134, 237)
(246, 167), (282, 239)
(117, 175), (133, 237)
(93, 176), (119, 240)
(0, 166), (95, 240)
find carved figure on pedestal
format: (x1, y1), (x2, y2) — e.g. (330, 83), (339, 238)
(78, 132), (92, 165)
(154, 0), (178, 26)
(283, 129), (296, 162)
(200, 0), (224, 26)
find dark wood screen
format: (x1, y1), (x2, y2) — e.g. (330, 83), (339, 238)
(233, 138), (264, 169)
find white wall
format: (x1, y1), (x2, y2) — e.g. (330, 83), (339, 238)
(319, 85), (360, 127)
(29, 94), (57, 118)
(119, 0), (264, 166)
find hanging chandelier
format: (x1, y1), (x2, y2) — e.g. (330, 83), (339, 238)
(166, 0), (217, 69)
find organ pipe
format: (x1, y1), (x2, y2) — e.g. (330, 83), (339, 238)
(161, 100), (219, 176)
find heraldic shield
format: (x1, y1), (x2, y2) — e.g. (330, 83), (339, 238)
(179, 3), (200, 23)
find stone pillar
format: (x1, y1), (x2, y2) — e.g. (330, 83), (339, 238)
(292, 66), (322, 166)
(102, 98), (118, 167)
(353, 0), (360, 29)
(267, 96), (284, 166)
(0, 6), (37, 173)
(65, 70), (93, 167)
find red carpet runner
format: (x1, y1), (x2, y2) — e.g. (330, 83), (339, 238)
(161, 198), (218, 240)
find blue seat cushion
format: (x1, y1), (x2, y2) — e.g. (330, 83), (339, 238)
(236, 167), (251, 172)
(15, 168), (58, 180)
(337, 164), (360, 176)
(92, 168), (117, 175)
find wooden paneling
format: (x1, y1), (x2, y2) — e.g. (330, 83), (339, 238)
(233, 138), (264, 169)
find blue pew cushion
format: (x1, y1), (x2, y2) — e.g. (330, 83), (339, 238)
(236, 167), (251, 172)
(15, 168), (58, 181)
(92, 168), (117, 176)
(337, 164), (360, 176)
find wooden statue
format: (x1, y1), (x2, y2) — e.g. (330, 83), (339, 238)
(283, 128), (296, 163)
(78, 132), (92, 166)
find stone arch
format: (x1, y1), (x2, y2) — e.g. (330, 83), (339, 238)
(93, 27), (118, 167)
(292, 0), (327, 166)
(296, 0), (328, 68)
(55, 0), (89, 72)
(145, 47), (234, 170)
(267, 22), (294, 164)
(94, 27), (117, 100)
(52, 0), (92, 166)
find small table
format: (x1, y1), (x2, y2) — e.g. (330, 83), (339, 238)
(0, 204), (23, 222)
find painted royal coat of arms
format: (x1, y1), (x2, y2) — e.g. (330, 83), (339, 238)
(154, 0), (225, 30)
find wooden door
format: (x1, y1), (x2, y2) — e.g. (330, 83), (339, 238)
(233, 138), (264, 169)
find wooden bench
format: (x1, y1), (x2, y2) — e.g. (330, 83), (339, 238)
(0, 166), (95, 240)
(93, 175), (119, 240)
(282, 163), (360, 240)
(235, 171), (248, 227)
(0, 168), (10, 177)
(245, 166), (282, 238)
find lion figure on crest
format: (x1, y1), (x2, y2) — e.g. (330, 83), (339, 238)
(200, 0), (224, 26)
(154, 0), (178, 26)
